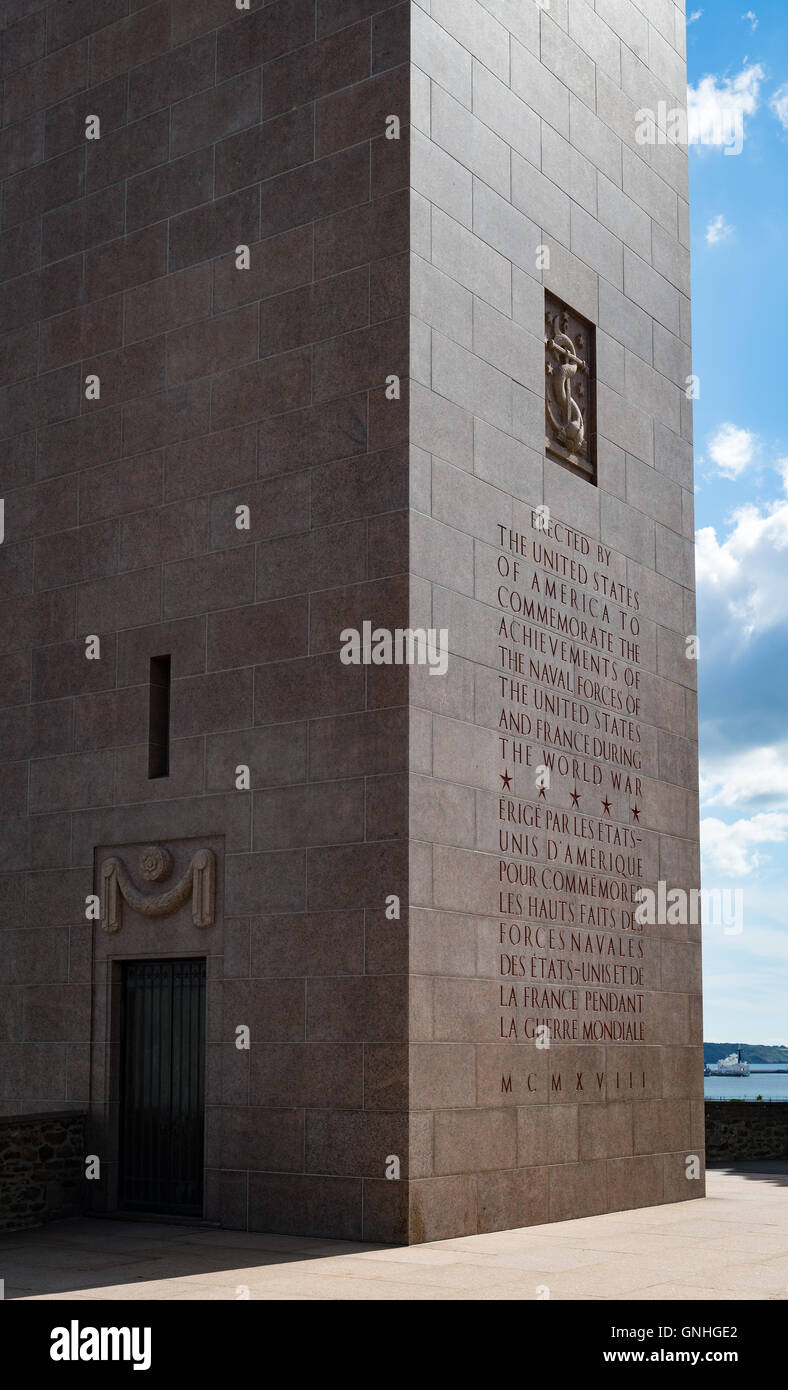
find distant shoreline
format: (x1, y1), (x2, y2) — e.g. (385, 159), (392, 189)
(704, 1043), (788, 1065)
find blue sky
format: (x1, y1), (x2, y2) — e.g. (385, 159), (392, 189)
(687, 2), (788, 1040)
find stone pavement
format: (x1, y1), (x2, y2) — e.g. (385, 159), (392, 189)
(2, 1167), (786, 1301)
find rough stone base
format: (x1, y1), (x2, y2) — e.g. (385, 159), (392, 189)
(0, 1112), (86, 1233)
(705, 1101), (788, 1164)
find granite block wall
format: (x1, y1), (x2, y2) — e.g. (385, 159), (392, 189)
(407, 0), (703, 1240)
(1, 0), (411, 1243)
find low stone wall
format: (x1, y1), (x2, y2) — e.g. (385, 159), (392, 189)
(0, 1111), (86, 1232)
(705, 1101), (788, 1164)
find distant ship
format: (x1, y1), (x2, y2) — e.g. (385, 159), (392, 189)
(704, 1048), (750, 1077)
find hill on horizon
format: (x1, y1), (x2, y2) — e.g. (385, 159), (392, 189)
(704, 1042), (788, 1064)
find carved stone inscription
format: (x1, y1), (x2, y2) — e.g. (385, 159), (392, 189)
(545, 291), (595, 479)
(495, 511), (648, 1050)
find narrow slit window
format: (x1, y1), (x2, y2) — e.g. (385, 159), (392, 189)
(148, 655), (171, 779)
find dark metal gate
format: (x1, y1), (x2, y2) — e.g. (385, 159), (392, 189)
(119, 958), (206, 1216)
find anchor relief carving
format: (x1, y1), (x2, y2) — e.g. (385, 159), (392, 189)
(544, 292), (595, 478)
(99, 845), (215, 933)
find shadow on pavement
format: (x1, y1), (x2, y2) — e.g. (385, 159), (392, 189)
(0, 1216), (385, 1299)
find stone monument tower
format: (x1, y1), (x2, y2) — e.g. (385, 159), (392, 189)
(1, 0), (701, 1243)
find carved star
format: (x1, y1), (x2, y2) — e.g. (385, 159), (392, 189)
(631, 804), (641, 823)
(601, 797), (612, 816)
(546, 362), (554, 375)
(500, 770), (512, 791)
(538, 785), (547, 799)
(570, 787), (581, 807)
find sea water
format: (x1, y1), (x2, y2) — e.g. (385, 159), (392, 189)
(704, 1064), (788, 1101)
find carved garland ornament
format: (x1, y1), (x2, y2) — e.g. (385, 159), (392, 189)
(100, 846), (215, 933)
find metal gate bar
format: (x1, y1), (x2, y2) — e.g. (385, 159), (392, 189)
(119, 958), (205, 1216)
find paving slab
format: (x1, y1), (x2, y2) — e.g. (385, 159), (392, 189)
(0, 1168), (785, 1301)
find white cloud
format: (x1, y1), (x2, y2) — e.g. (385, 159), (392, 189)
(742, 9), (759, 30)
(701, 743), (788, 807)
(701, 958), (788, 1041)
(704, 923), (788, 967)
(770, 83), (788, 129)
(708, 422), (757, 478)
(687, 64), (764, 150)
(695, 525), (740, 586)
(688, 9), (703, 23)
(701, 812), (788, 875)
(706, 213), (733, 244)
(696, 477), (788, 639)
